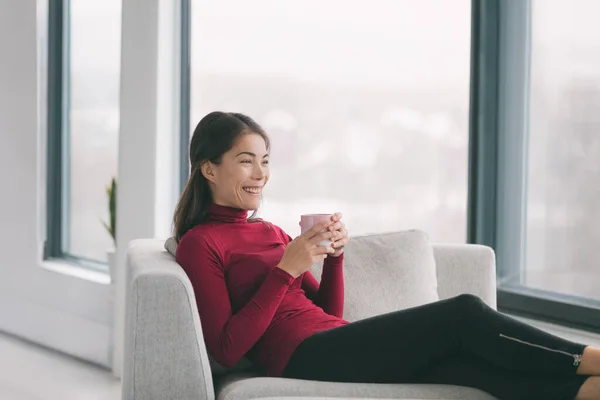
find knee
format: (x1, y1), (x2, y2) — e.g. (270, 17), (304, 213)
(452, 293), (487, 314)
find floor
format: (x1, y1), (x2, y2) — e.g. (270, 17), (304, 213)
(1, 317), (599, 400)
(0, 333), (120, 400)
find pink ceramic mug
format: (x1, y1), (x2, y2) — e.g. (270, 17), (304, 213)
(300, 214), (333, 247)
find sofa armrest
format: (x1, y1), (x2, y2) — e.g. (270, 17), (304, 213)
(432, 244), (497, 310)
(122, 239), (215, 400)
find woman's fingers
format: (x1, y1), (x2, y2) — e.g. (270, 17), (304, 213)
(309, 229), (335, 246)
(332, 228), (350, 247)
(328, 219), (346, 232)
(332, 236), (350, 248)
(330, 226), (348, 239)
(315, 244), (336, 254)
(328, 221), (341, 231)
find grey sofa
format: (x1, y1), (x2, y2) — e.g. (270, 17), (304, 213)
(122, 231), (498, 400)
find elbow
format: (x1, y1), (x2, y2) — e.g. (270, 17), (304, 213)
(208, 332), (250, 368)
(210, 351), (240, 368)
(210, 344), (244, 368)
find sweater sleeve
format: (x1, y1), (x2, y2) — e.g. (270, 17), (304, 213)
(302, 253), (345, 318)
(275, 226), (345, 318)
(301, 270), (319, 301)
(176, 231), (295, 368)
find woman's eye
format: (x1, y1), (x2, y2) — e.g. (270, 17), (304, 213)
(241, 160), (252, 164)
(263, 160), (269, 165)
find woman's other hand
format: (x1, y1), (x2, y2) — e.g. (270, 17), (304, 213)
(327, 212), (349, 258)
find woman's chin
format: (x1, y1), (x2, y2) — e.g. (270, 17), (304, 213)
(246, 202), (259, 211)
(240, 199), (259, 211)
(241, 193), (261, 210)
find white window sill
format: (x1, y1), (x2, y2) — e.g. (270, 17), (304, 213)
(510, 314), (600, 348)
(41, 259), (111, 285)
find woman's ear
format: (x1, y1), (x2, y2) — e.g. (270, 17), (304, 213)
(201, 161), (216, 183)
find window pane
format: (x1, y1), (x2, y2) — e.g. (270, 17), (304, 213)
(525, 0), (600, 302)
(190, 0), (471, 241)
(66, 0), (121, 262)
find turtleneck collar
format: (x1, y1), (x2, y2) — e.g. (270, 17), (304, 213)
(206, 203), (249, 224)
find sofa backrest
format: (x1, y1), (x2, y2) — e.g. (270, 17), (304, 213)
(309, 229), (439, 322)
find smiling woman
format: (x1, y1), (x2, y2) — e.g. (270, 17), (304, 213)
(173, 112), (272, 241)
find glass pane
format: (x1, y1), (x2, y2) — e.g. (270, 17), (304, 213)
(526, 0), (600, 302)
(190, 0), (471, 241)
(66, 0), (121, 262)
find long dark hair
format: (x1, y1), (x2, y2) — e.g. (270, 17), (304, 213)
(173, 111), (270, 241)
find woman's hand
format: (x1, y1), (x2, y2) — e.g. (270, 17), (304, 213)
(277, 220), (337, 278)
(327, 212), (349, 258)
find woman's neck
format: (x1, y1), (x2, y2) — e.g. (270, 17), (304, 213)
(206, 203), (249, 224)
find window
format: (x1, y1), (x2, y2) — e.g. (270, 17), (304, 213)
(189, 0), (471, 240)
(473, 0), (600, 332)
(523, 0), (600, 303)
(46, 0), (121, 265)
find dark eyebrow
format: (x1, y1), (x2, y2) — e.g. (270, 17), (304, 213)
(235, 152), (269, 158)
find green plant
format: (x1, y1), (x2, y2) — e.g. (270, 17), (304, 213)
(103, 177), (117, 247)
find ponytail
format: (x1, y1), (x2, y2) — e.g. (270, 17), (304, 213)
(173, 164), (212, 242)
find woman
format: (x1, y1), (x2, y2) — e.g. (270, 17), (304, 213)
(174, 111), (599, 400)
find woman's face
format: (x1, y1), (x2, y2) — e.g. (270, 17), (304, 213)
(203, 133), (270, 210)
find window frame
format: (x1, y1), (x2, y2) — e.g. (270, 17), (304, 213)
(45, 0), (66, 261)
(469, 0), (600, 333)
(45, 0), (110, 271)
(179, 0), (191, 189)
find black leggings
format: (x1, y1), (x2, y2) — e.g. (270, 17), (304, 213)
(282, 294), (591, 400)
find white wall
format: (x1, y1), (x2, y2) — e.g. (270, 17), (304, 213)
(0, 0), (112, 366)
(0, 0), (179, 372)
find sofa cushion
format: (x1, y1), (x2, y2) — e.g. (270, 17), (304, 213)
(164, 236), (178, 258)
(215, 374), (498, 400)
(310, 229), (439, 322)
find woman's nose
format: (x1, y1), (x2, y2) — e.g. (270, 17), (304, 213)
(253, 165), (266, 178)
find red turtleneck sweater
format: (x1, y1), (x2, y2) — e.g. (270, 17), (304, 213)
(175, 204), (349, 377)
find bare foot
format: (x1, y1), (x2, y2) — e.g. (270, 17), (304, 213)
(577, 347), (600, 376)
(576, 376), (600, 400)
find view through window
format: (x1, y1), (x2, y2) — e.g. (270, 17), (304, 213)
(190, 0), (471, 241)
(524, 0), (600, 303)
(66, 0), (121, 262)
